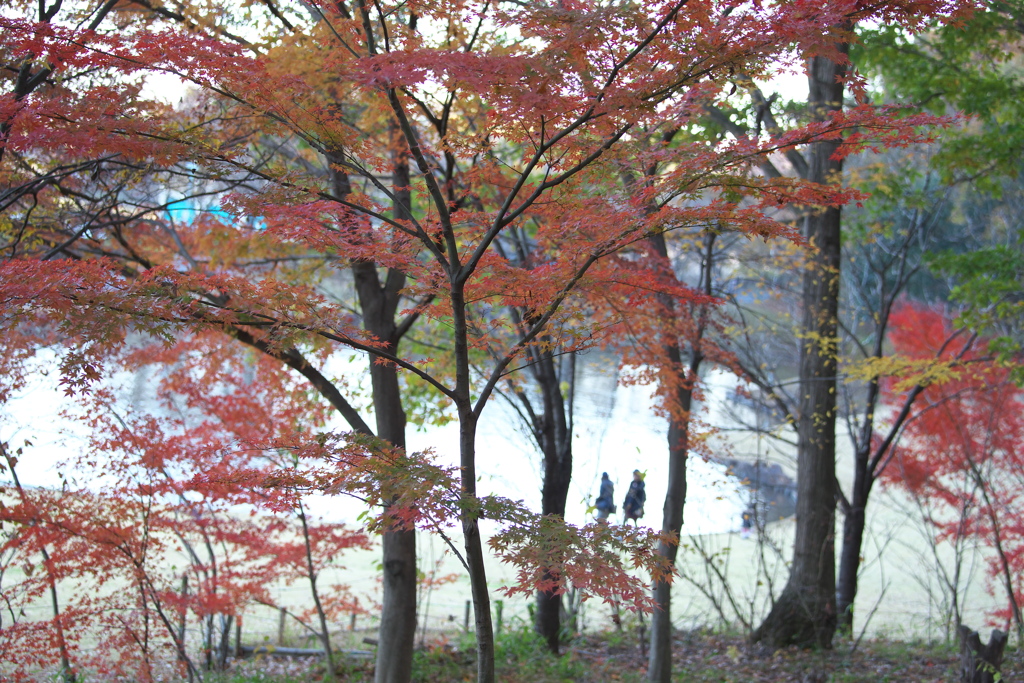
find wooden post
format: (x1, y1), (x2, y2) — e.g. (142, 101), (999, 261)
(495, 600), (504, 636)
(463, 600), (471, 633)
(959, 625), (1008, 683)
(350, 612), (357, 632)
(278, 608), (286, 646)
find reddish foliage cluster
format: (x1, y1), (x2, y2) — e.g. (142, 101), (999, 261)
(881, 303), (1024, 627)
(0, 339), (371, 680)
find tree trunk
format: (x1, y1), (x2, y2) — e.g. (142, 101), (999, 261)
(331, 148), (418, 683)
(298, 500), (336, 681)
(217, 615), (233, 672)
(450, 280), (496, 683)
(647, 406), (692, 683)
(959, 626), (1007, 683)
(364, 270), (417, 683)
(458, 396), (495, 683)
(3, 451), (76, 683)
(535, 351), (574, 654)
(646, 230), (711, 683)
(836, 452), (869, 634)
(752, 49), (846, 649)
(376, 527), (416, 683)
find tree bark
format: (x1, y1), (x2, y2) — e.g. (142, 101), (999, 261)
(329, 147), (418, 683)
(452, 283), (496, 683)
(752, 49), (846, 649)
(646, 230), (712, 683)
(837, 395), (877, 633)
(534, 350), (574, 654)
(362, 151), (418, 683)
(959, 626), (1007, 683)
(647, 384), (695, 683)
(362, 327), (415, 683)
(836, 485), (866, 633)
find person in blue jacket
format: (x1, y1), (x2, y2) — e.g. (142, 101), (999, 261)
(623, 469), (646, 525)
(594, 472), (615, 522)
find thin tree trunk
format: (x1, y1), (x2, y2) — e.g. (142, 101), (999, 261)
(451, 281), (496, 683)
(41, 544), (74, 683)
(460, 411), (495, 683)
(298, 500), (335, 681)
(837, 374), (883, 635)
(535, 350), (574, 654)
(838, 350), (955, 633)
(216, 615), (232, 671)
(178, 574), (192, 683)
(836, 486), (867, 633)
(646, 230), (713, 683)
(753, 48), (847, 649)
(647, 388), (695, 683)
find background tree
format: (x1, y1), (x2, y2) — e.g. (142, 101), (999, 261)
(833, 153), (976, 633)
(0, 338), (373, 681)
(880, 303), (1024, 640)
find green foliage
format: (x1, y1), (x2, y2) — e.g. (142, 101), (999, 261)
(494, 628), (592, 682)
(929, 246), (1024, 381)
(855, 3), (1024, 186)
(411, 626), (645, 683)
(411, 642), (471, 683)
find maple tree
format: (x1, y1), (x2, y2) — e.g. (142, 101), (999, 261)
(0, 0), (979, 680)
(601, 143), (737, 681)
(478, 223), (582, 654)
(0, 339), (372, 681)
(824, 149), (1004, 635)
(881, 303), (1024, 640)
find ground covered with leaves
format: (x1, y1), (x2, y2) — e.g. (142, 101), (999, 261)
(218, 628), (1024, 682)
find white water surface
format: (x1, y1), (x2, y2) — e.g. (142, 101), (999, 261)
(1, 348), (749, 535)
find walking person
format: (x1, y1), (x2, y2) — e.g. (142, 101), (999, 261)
(740, 506), (755, 539)
(594, 472), (615, 522)
(622, 469), (646, 525)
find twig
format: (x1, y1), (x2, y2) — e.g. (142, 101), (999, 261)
(851, 582), (889, 655)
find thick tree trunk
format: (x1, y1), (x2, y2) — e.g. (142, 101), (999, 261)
(753, 50), (846, 649)
(366, 360), (416, 683)
(365, 251), (417, 683)
(376, 528), (416, 683)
